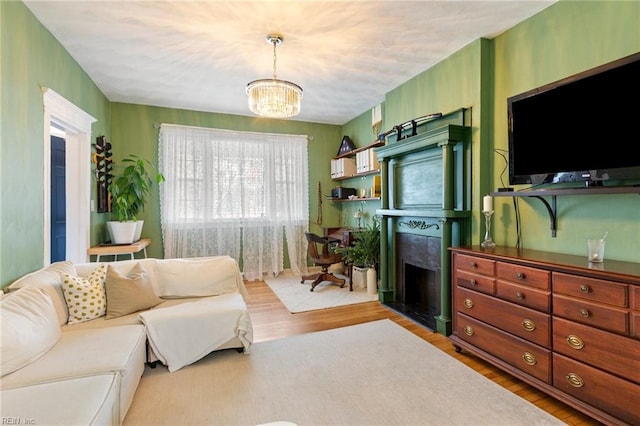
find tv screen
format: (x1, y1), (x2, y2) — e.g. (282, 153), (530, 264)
(508, 52), (640, 187)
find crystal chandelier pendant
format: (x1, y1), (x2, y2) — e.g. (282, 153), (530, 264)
(246, 34), (303, 118)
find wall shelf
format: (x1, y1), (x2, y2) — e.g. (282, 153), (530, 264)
(333, 141), (384, 160)
(492, 185), (640, 237)
(333, 169), (380, 181)
(329, 197), (380, 203)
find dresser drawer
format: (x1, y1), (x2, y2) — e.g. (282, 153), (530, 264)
(456, 313), (551, 383)
(553, 353), (640, 426)
(632, 312), (640, 340)
(632, 285), (640, 311)
(496, 280), (550, 312)
(553, 294), (629, 335)
(455, 270), (495, 295)
(633, 286), (640, 339)
(553, 317), (640, 384)
(454, 254), (495, 276)
(457, 287), (550, 347)
(553, 272), (628, 307)
(496, 262), (550, 290)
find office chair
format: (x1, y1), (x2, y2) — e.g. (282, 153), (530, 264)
(300, 232), (351, 292)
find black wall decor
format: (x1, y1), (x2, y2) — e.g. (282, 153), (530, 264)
(336, 135), (356, 157)
(93, 136), (112, 213)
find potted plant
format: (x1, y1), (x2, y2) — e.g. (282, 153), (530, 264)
(107, 154), (165, 243)
(335, 216), (380, 293)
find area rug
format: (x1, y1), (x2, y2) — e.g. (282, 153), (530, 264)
(124, 319), (565, 426)
(264, 269), (378, 313)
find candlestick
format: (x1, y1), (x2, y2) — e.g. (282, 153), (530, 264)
(481, 210), (496, 249)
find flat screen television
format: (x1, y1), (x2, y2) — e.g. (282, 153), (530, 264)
(507, 51), (640, 187)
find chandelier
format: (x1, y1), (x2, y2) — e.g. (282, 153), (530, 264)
(246, 34), (303, 118)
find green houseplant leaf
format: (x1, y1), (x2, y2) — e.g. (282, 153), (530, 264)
(334, 216), (380, 268)
(108, 154), (165, 222)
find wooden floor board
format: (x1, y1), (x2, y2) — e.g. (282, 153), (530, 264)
(244, 279), (603, 426)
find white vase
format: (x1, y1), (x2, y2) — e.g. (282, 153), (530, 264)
(107, 221), (137, 244)
(352, 266), (368, 290)
(366, 267), (377, 295)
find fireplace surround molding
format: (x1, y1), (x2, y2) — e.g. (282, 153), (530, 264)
(375, 111), (471, 335)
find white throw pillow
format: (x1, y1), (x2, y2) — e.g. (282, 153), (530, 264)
(61, 264), (108, 324)
(153, 256), (241, 298)
(7, 261), (77, 325)
(0, 287), (62, 377)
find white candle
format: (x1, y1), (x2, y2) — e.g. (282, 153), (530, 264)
(483, 195), (493, 212)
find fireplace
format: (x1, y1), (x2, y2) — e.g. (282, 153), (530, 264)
(375, 111), (471, 335)
(386, 233), (441, 330)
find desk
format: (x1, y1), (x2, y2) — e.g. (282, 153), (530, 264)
(87, 238), (151, 262)
(323, 227), (354, 248)
(323, 228), (355, 277)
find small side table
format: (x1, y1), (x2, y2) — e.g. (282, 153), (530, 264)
(87, 238), (151, 262)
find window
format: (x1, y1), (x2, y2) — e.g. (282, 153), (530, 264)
(159, 124), (309, 280)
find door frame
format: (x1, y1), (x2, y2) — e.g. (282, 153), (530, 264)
(42, 88), (96, 265)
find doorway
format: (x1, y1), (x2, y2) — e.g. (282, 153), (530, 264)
(50, 135), (66, 262)
(42, 88), (96, 265)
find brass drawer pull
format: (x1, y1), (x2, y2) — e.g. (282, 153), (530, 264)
(463, 298), (474, 309)
(522, 319), (536, 332)
(469, 279), (477, 286)
(463, 326), (474, 336)
(516, 292), (524, 300)
(567, 335), (585, 350)
(516, 272), (525, 280)
(522, 352), (537, 366)
(580, 284), (590, 293)
(565, 373), (584, 388)
(579, 308), (590, 318)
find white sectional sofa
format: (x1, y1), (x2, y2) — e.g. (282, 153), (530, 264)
(0, 256), (253, 425)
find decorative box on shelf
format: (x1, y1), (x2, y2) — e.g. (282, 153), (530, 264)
(356, 148), (379, 174)
(331, 157), (356, 179)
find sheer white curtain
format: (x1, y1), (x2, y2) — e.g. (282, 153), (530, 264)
(159, 124), (309, 280)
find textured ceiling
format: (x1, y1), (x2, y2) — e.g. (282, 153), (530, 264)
(24, 1), (555, 125)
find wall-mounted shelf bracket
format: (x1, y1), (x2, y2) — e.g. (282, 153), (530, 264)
(531, 195), (557, 237)
(493, 185), (640, 238)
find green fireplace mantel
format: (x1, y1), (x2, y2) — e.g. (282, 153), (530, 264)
(375, 123), (471, 336)
(376, 124), (470, 161)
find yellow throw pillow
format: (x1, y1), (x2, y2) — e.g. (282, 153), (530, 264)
(61, 264), (108, 324)
(105, 263), (162, 319)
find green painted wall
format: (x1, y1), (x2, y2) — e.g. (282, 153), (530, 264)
(1, 1), (111, 287)
(2, 0), (639, 288)
(108, 103), (341, 259)
(339, 108), (382, 229)
(491, 1), (640, 261)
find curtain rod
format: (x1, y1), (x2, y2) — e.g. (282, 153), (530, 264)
(153, 122), (313, 140)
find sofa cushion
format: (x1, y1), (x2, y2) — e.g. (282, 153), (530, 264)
(154, 256), (244, 298)
(61, 263), (107, 324)
(7, 260), (76, 325)
(0, 374), (119, 426)
(0, 324), (147, 422)
(105, 263), (162, 319)
(0, 287), (62, 377)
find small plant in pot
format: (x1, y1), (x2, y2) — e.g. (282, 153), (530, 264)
(107, 154), (165, 244)
(334, 216), (380, 293)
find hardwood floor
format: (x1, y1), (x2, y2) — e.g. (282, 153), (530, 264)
(244, 279), (602, 426)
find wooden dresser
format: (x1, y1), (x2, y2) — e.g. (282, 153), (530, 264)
(449, 246), (640, 426)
